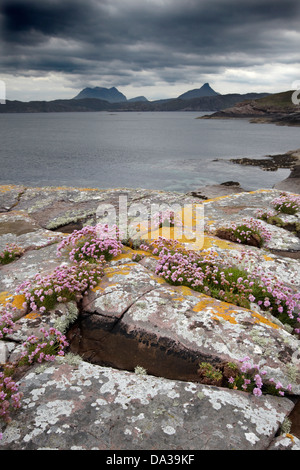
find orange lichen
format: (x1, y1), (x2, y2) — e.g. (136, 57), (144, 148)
(192, 295), (218, 312)
(203, 195), (234, 203)
(211, 310), (238, 324)
(11, 294), (26, 310)
(0, 291), (25, 310)
(177, 285), (197, 297)
(200, 235), (237, 251)
(104, 263), (133, 278)
(112, 253), (134, 261)
(252, 311), (279, 329)
(0, 185), (18, 193)
(171, 285), (200, 301)
(150, 274), (166, 284)
(78, 187), (99, 191)
(91, 284), (105, 292)
(193, 297), (239, 324)
(24, 311), (41, 320)
(263, 254), (274, 261)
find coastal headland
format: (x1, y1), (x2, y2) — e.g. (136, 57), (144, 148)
(200, 90), (300, 127)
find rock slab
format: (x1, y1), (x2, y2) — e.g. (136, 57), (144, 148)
(0, 361), (295, 451)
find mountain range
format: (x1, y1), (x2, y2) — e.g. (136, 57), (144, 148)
(73, 83), (219, 103)
(0, 83), (271, 113)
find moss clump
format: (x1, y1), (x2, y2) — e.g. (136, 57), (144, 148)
(197, 362), (223, 386)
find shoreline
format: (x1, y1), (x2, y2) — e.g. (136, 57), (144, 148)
(1, 149), (299, 199)
(186, 148), (300, 199)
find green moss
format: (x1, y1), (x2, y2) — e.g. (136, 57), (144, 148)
(198, 362), (223, 382)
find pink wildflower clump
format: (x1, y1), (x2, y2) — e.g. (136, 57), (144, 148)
(216, 218), (272, 248)
(229, 356), (292, 397)
(148, 238), (300, 331)
(153, 243), (260, 309)
(140, 237), (182, 256)
(0, 305), (16, 339)
(255, 208), (278, 220)
(17, 260), (105, 312)
(271, 192), (300, 215)
(19, 327), (69, 365)
(0, 243), (24, 265)
(231, 250), (300, 332)
(56, 223), (123, 263)
(0, 365), (23, 424)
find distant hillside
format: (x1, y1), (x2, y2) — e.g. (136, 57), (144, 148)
(0, 92), (269, 113)
(178, 83), (219, 100)
(128, 96), (149, 102)
(0, 98), (112, 113)
(73, 86), (127, 103)
(148, 93), (269, 112)
(201, 90), (300, 126)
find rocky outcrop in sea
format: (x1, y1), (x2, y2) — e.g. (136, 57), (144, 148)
(0, 184), (300, 450)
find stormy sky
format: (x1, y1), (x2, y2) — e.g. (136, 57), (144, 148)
(1, 0), (300, 101)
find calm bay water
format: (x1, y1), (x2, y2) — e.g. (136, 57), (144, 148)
(0, 111), (299, 193)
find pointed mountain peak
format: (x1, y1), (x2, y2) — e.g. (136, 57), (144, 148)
(178, 83), (220, 100)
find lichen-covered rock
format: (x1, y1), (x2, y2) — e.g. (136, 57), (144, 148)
(13, 186), (199, 231)
(0, 185), (25, 212)
(69, 260), (300, 393)
(0, 184), (300, 450)
(0, 210), (62, 252)
(0, 361), (294, 450)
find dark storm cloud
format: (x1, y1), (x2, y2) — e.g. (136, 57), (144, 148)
(1, 0), (300, 89)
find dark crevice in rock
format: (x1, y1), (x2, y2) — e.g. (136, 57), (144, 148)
(269, 248), (300, 260)
(51, 221), (83, 233)
(67, 318), (211, 382)
(6, 188), (27, 212)
(288, 398), (300, 438)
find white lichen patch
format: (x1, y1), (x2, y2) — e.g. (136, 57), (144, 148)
(245, 432), (260, 445)
(162, 425), (176, 435)
(23, 400), (75, 442)
(201, 387), (289, 438)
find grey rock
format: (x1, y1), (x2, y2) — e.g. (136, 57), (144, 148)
(0, 362), (294, 450)
(0, 185), (25, 212)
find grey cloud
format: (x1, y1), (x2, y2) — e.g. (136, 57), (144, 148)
(1, 0), (300, 92)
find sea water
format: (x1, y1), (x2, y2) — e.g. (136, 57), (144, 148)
(0, 111), (299, 192)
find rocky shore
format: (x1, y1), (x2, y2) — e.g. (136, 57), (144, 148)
(230, 149), (300, 173)
(200, 90), (300, 127)
(190, 149), (300, 200)
(0, 184), (300, 450)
